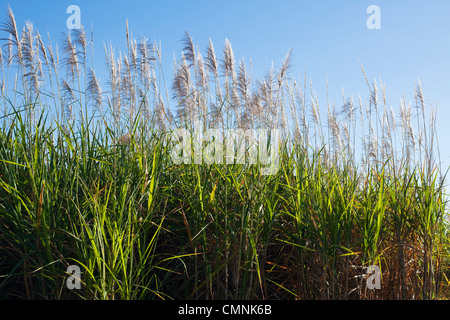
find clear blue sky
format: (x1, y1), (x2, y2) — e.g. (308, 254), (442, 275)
(2, 0), (450, 170)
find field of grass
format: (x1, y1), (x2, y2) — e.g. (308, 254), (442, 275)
(0, 7), (449, 300)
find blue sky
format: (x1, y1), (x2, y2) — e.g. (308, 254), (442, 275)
(2, 0), (450, 170)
